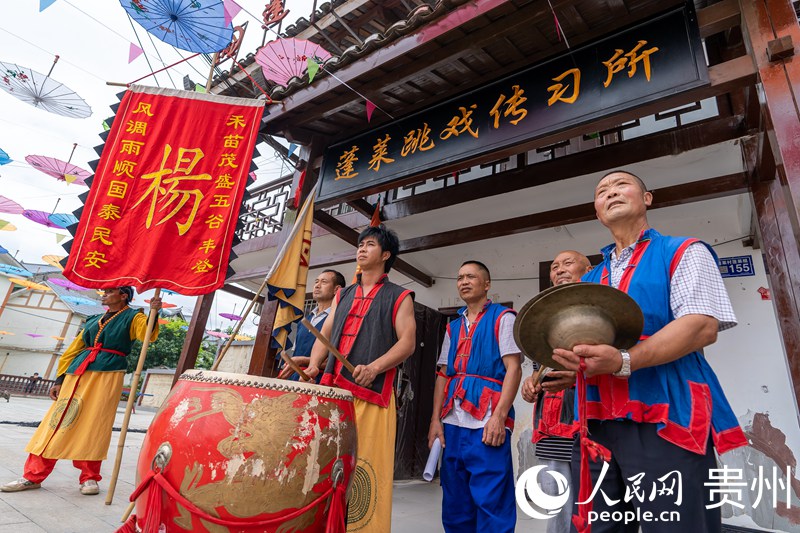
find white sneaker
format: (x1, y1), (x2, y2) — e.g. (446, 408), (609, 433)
(80, 479), (99, 495)
(0, 478), (41, 492)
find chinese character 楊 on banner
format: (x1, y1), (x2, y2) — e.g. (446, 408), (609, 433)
(63, 85), (264, 295)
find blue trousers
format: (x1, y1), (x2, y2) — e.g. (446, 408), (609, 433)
(441, 423), (516, 533)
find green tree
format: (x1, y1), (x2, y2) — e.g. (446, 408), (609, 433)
(127, 319), (216, 373)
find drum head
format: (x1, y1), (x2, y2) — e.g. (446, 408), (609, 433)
(179, 369), (354, 398)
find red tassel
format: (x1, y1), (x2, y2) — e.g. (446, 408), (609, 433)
(571, 369), (611, 533)
(114, 515), (138, 533)
(141, 474), (164, 533)
(326, 481), (348, 533)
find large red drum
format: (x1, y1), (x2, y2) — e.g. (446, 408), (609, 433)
(132, 369), (357, 532)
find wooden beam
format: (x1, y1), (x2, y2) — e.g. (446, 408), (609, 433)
(698, 0), (740, 38)
(347, 198), (377, 219)
(221, 283), (265, 304)
(174, 292), (214, 386)
(382, 115), (746, 219)
(398, 173), (749, 254)
(314, 209), (434, 286)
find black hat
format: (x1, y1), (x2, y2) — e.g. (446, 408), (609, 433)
(118, 286), (135, 302)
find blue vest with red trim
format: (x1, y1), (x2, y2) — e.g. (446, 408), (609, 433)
(581, 228), (746, 455)
(441, 302), (516, 429)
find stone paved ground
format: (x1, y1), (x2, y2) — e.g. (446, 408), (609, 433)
(0, 396), (546, 533)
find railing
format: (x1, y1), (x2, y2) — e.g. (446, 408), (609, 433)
(0, 374), (55, 397)
(236, 176), (293, 241)
(235, 98), (721, 243)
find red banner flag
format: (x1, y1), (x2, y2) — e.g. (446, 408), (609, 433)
(63, 85), (263, 295)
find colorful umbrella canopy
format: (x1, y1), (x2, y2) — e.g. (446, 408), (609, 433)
(256, 38), (332, 86)
(0, 331), (14, 335)
(0, 265), (32, 277)
(0, 244), (7, 254)
(0, 147), (10, 165)
(0, 220), (16, 231)
(42, 255), (65, 270)
(0, 58), (91, 118)
(158, 318), (169, 325)
(23, 210), (62, 228)
(52, 336), (65, 341)
(145, 298), (176, 308)
(219, 312), (243, 321)
(26, 333), (44, 338)
(25, 155), (90, 185)
(9, 278), (50, 290)
(48, 278), (87, 291)
(61, 295), (98, 306)
(121, 0), (234, 54)
(48, 213), (79, 229)
(206, 330), (228, 339)
(0, 196), (24, 215)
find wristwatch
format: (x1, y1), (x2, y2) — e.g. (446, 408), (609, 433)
(613, 349), (632, 378)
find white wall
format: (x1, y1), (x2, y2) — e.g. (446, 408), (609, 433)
(0, 282), (83, 378)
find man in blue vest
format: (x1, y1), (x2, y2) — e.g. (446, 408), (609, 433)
(428, 260), (522, 533)
(521, 250), (591, 533)
(553, 170), (747, 532)
(278, 269), (345, 382)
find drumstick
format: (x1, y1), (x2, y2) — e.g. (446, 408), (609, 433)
(533, 364), (547, 386)
(301, 317), (357, 374)
(280, 350), (311, 381)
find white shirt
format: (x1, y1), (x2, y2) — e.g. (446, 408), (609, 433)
(608, 241), (737, 330)
(437, 309), (521, 429)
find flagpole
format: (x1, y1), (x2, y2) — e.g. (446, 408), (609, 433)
(211, 190), (317, 373)
(105, 288), (160, 505)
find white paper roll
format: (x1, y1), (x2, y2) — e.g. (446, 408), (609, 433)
(423, 438), (443, 482)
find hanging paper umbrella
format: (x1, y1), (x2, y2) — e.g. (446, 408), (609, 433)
(26, 333), (44, 338)
(0, 220), (16, 231)
(0, 265), (32, 277)
(61, 295), (99, 306)
(48, 278), (87, 291)
(25, 155), (90, 186)
(206, 330), (228, 339)
(23, 210), (62, 228)
(0, 331), (14, 335)
(255, 38), (332, 87)
(120, 0), (234, 54)
(52, 336), (65, 341)
(0, 244), (7, 254)
(0, 57), (91, 118)
(219, 304), (241, 321)
(0, 147), (11, 165)
(42, 255), (65, 270)
(0, 196), (24, 215)
(158, 318), (169, 325)
(161, 289), (177, 295)
(9, 278), (50, 290)
(48, 213), (79, 229)
(146, 298), (176, 308)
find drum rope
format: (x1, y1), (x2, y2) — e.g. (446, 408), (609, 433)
(126, 466), (340, 531)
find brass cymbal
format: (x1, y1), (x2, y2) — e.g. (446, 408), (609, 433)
(514, 283), (643, 370)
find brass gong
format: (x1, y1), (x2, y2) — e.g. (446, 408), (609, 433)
(513, 283), (643, 370)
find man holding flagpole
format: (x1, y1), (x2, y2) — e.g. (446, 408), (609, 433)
(1, 287), (160, 496)
(305, 224), (416, 533)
